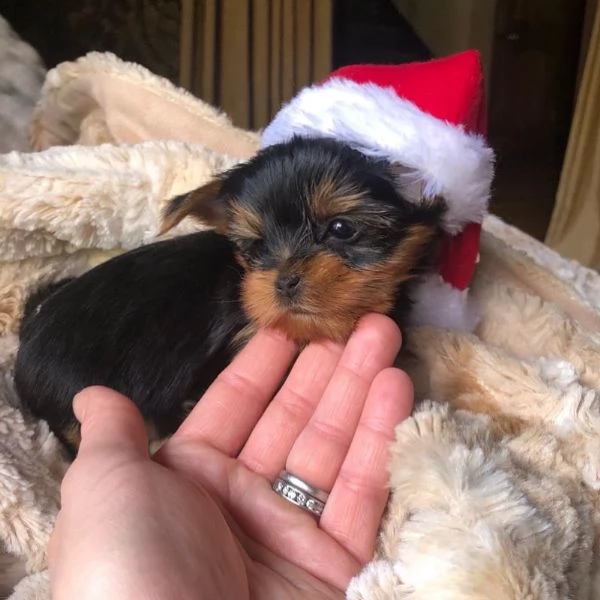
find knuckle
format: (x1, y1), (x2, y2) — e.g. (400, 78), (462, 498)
(276, 386), (315, 421)
(310, 419), (349, 448)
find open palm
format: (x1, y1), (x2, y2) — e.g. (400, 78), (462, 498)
(49, 314), (413, 599)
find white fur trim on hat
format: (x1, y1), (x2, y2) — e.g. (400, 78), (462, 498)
(260, 78), (495, 235)
(408, 273), (481, 331)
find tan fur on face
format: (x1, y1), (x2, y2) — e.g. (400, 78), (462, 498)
(228, 203), (263, 240)
(309, 176), (367, 222)
(241, 222), (439, 345)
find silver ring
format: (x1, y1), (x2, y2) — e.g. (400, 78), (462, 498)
(272, 470), (329, 518)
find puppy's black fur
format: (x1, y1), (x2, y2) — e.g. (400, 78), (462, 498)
(15, 233), (245, 451)
(14, 136), (446, 456)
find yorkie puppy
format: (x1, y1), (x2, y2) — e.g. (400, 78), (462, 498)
(14, 136), (446, 456)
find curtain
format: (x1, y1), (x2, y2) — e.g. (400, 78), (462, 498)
(544, 0), (600, 268)
(179, 0), (333, 130)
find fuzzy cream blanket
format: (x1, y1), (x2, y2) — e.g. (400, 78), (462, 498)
(1, 53), (600, 599)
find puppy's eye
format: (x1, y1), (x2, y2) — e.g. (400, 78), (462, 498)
(326, 219), (357, 241)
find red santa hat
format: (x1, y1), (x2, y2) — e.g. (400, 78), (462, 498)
(259, 50), (495, 331)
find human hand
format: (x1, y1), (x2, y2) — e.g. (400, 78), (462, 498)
(49, 313), (414, 599)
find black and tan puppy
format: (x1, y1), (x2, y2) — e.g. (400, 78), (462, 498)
(13, 136), (446, 456)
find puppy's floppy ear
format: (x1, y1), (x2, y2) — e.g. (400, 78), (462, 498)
(159, 178), (227, 235)
(389, 163), (425, 205)
(389, 162), (448, 225)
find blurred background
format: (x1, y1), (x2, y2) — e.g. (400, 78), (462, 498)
(1, 0), (598, 266)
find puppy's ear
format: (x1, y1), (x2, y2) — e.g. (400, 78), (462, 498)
(389, 162), (448, 226)
(388, 163), (425, 205)
(159, 178), (227, 235)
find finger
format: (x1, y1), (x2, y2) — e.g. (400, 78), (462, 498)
(321, 368), (414, 563)
(174, 328), (298, 455)
(238, 338), (344, 479)
(225, 463), (364, 590)
(285, 314), (402, 491)
(73, 386), (149, 459)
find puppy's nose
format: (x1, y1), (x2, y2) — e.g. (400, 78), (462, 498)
(275, 273), (301, 298)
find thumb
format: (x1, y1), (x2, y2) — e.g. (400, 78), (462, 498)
(73, 386), (150, 459)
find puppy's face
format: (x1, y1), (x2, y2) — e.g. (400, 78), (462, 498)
(162, 137), (446, 343)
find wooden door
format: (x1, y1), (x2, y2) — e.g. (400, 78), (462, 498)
(486, 0), (586, 239)
(488, 0), (586, 161)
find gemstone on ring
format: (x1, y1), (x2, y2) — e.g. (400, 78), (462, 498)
(305, 497), (323, 514)
(272, 473), (327, 518)
(276, 470), (330, 502)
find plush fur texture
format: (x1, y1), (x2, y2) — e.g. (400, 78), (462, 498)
(14, 136), (446, 455)
(2, 51), (600, 600)
(0, 17), (45, 153)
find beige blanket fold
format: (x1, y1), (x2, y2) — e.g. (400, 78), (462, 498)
(1, 52), (599, 599)
(29, 52), (259, 158)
